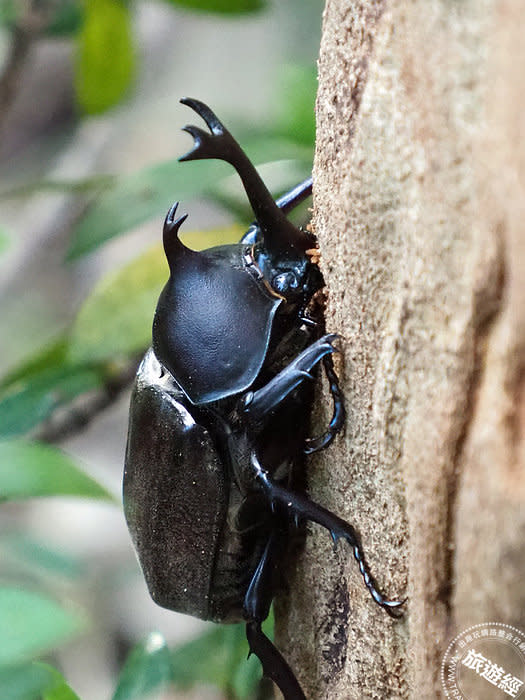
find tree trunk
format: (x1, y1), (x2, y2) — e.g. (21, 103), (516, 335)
(277, 0), (525, 697)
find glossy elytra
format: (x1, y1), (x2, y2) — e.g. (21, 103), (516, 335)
(123, 98), (404, 700)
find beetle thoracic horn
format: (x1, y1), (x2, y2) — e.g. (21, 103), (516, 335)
(162, 201), (191, 269)
(179, 98), (313, 256)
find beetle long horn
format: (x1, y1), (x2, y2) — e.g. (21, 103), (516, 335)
(179, 98), (312, 255)
(163, 201), (190, 269)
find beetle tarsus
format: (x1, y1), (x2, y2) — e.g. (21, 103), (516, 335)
(304, 353), (345, 454)
(334, 534), (405, 618)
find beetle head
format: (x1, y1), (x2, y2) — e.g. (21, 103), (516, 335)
(243, 220), (323, 312)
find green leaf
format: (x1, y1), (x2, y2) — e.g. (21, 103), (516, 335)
(170, 623), (262, 697)
(66, 137), (311, 259)
(46, 0), (84, 37)
(41, 664), (80, 700)
(74, 0), (135, 115)
(0, 336), (69, 389)
(0, 588), (85, 666)
(277, 64), (317, 147)
(0, 174), (116, 200)
(0, 439), (115, 503)
(66, 158), (227, 259)
(0, 0), (17, 26)
(0, 336), (106, 439)
(0, 534), (84, 582)
(0, 364), (102, 438)
(113, 632), (172, 700)
(68, 227), (242, 364)
(68, 244), (166, 364)
(0, 662), (79, 700)
(162, 0), (265, 14)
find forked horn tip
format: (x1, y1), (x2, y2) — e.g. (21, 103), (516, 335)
(162, 203), (189, 265)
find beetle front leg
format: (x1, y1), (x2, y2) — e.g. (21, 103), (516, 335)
(240, 334), (339, 422)
(275, 176), (313, 215)
(250, 453), (405, 618)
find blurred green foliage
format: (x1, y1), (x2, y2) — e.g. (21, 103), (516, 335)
(0, 588), (86, 667)
(0, 0), (267, 115)
(112, 618), (272, 700)
(0, 0), (318, 697)
(74, 0), (135, 114)
(0, 662), (80, 700)
(0, 440), (115, 502)
(0, 227), (9, 254)
(163, 0), (266, 12)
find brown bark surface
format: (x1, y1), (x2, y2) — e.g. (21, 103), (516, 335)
(277, 1), (525, 698)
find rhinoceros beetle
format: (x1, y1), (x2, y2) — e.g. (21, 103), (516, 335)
(124, 98), (403, 700)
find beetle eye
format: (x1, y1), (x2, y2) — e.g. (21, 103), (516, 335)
(272, 271), (299, 294)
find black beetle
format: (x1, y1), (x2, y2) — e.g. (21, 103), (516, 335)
(124, 98), (403, 700)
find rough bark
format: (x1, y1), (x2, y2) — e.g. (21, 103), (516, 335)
(277, 0), (525, 698)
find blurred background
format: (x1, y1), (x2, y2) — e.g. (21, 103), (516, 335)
(0, 1), (322, 698)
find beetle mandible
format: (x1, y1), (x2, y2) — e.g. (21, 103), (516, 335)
(123, 98), (404, 700)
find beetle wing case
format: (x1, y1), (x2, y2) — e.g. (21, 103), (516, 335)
(153, 243), (281, 405)
(124, 349), (226, 619)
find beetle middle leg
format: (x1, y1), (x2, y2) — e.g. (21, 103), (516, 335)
(250, 452), (405, 618)
(244, 533), (307, 700)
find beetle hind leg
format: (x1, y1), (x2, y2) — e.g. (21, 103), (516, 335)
(243, 534), (306, 700)
(251, 453), (405, 618)
(246, 621), (306, 700)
